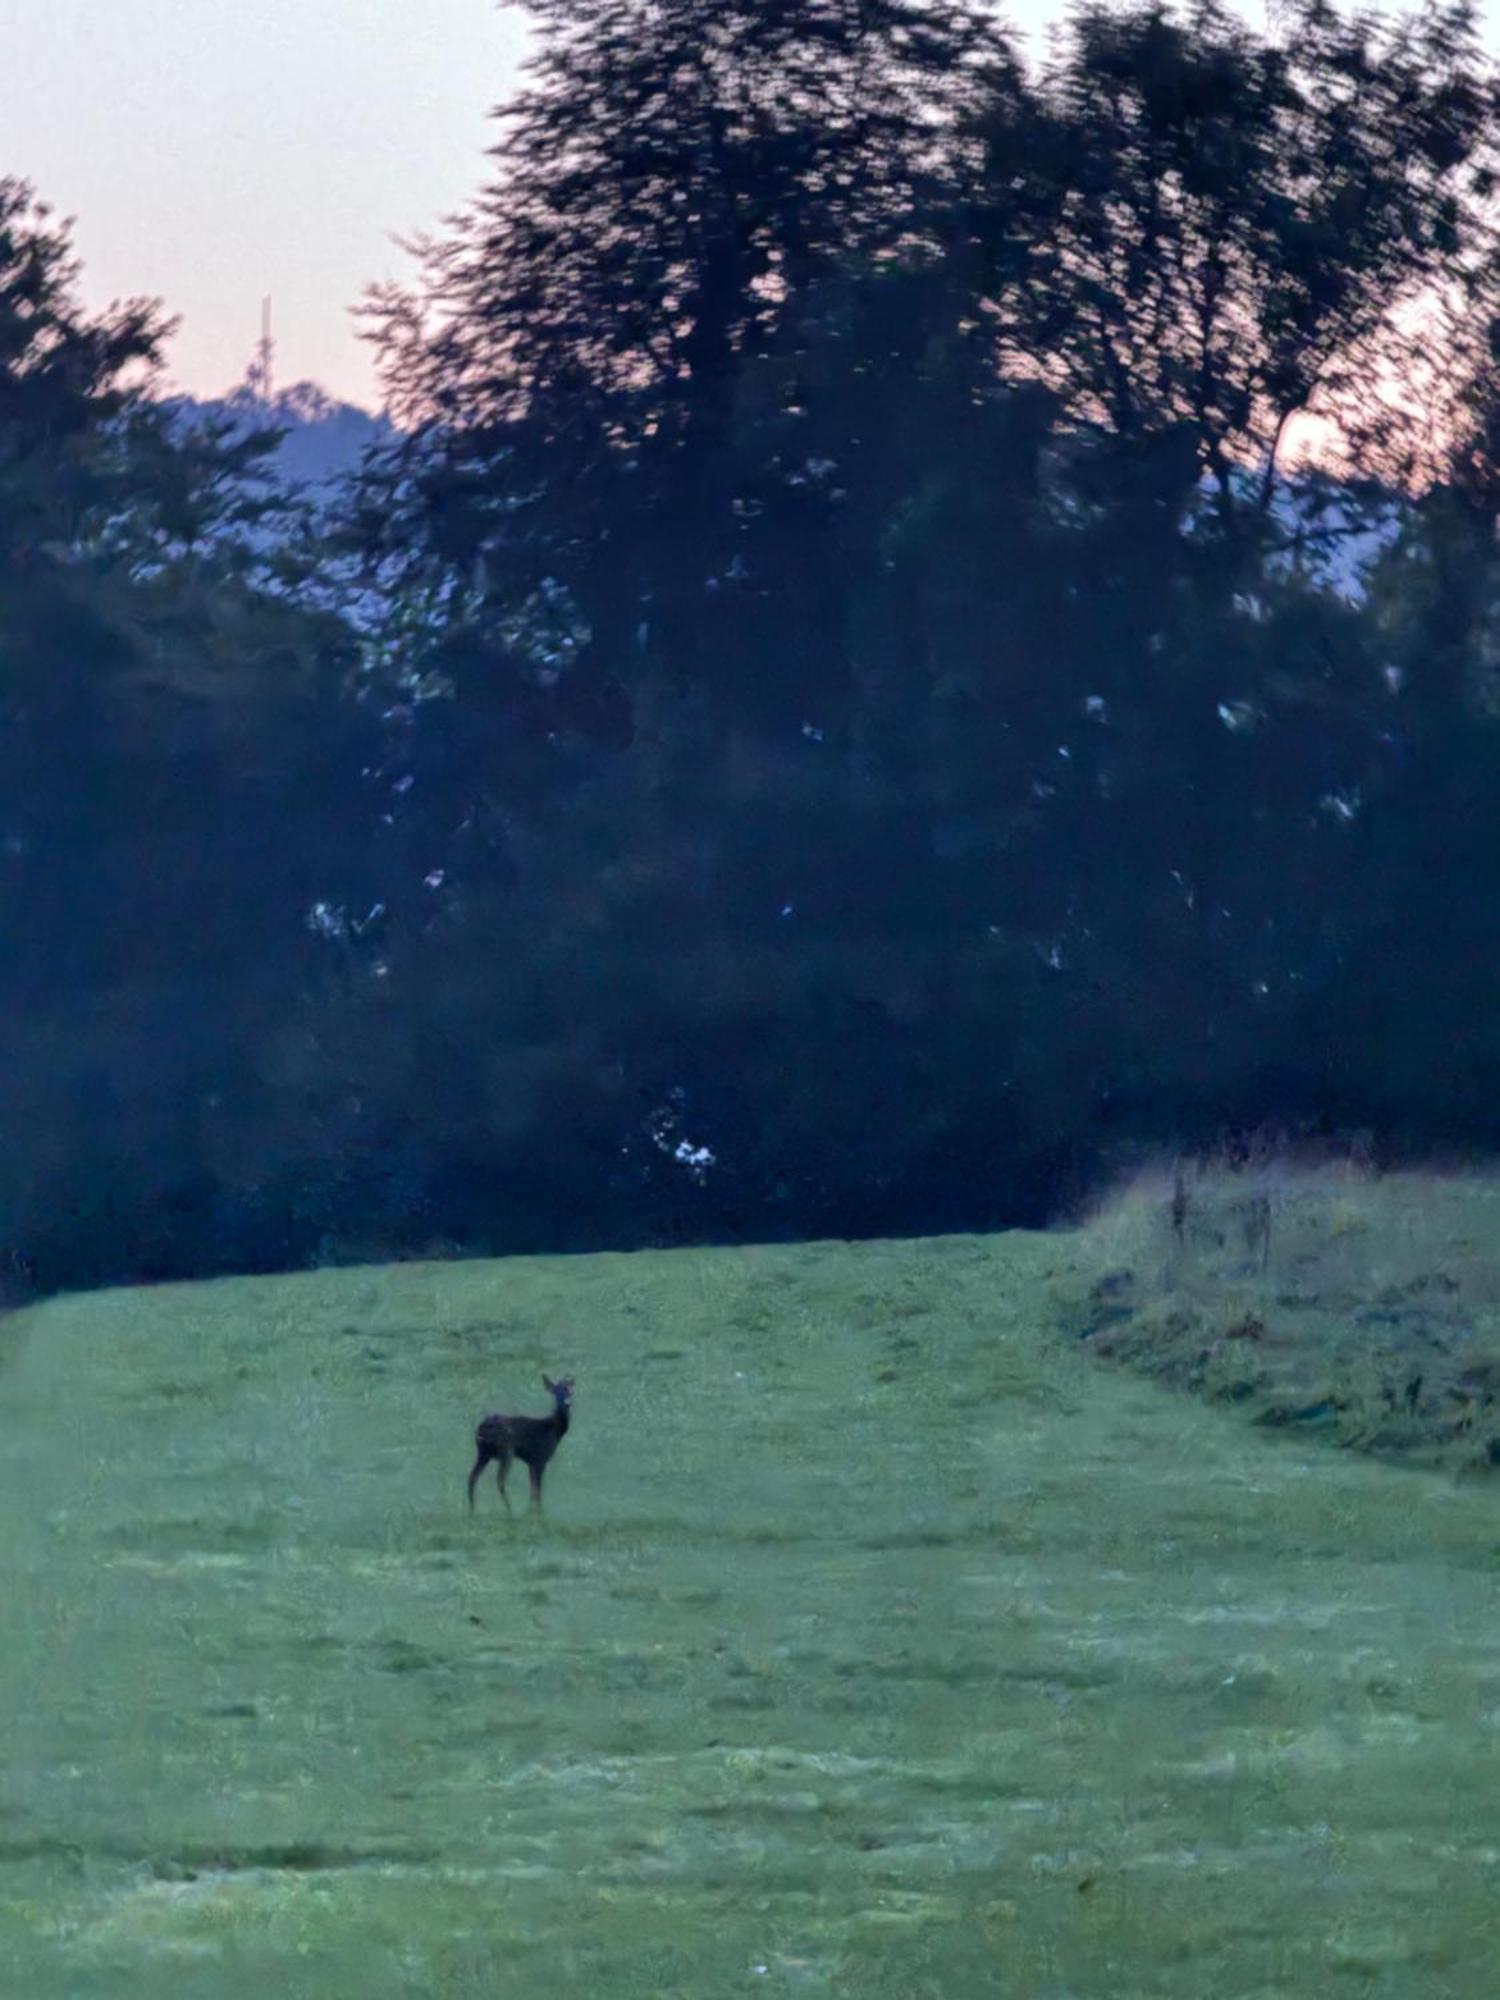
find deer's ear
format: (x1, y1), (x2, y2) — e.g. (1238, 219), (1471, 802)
(542, 1374), (555, 1392)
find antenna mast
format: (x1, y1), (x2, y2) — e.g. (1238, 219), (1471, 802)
(249, 295), (275, 408)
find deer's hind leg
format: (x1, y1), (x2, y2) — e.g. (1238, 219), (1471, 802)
(467, 1444), (494, 1510)
(494, 1447), (516, 1513)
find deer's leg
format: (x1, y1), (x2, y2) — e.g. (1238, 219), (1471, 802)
(495, 1448), (515, 1513)
(527, 1461), (544, 1509)
(467, 1447), (493, 1510)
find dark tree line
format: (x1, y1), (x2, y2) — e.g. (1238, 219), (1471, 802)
(4, 0), (1500, 1292)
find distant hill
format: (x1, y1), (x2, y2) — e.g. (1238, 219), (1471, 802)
(164, 383), (1400, 600)
(1264, 475), (1402, 604)
(167, 381), (393, 495)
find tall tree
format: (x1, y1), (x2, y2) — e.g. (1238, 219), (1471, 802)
(0, 179), (365, 1287)
(966, 0), (1498, 535)
(358, 0), (995, 746)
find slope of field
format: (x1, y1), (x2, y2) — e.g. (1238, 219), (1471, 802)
(2, 1222), (1499, 1996)
(1064, 1164), (1500, 1474)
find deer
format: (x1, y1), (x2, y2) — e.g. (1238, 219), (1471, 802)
(467, 1374), (574, 1513)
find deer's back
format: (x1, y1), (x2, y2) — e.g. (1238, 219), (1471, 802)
(476, 1410), (557, 1461)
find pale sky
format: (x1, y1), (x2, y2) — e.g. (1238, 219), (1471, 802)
(4, 1), (530, 408)
(5, 0), (1495, 411)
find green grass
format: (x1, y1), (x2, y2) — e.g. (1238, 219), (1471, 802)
(1062, 1163), (1500, 1471)
(4, 1220), (1500, 1995)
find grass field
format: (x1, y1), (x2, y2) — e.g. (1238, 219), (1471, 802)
(4, 1206), (1500, 1995)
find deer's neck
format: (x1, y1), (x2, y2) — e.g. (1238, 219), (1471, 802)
(552, 1405), (571, 1438)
